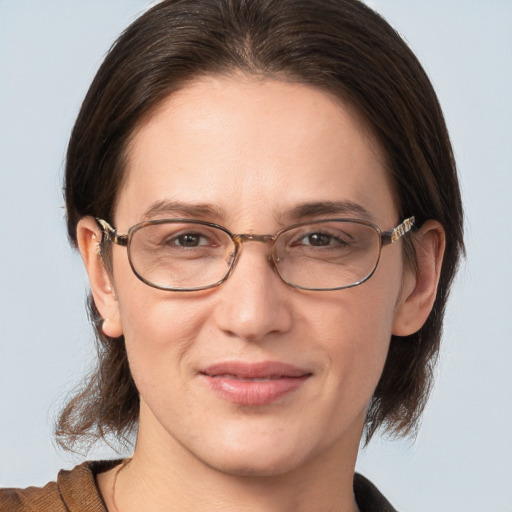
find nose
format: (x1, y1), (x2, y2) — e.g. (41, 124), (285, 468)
(213, 242), (293, 342)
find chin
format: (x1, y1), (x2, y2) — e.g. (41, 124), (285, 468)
(194, 436), (314, 479)
(204, 453), (307, 479)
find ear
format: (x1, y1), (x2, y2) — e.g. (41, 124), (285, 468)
(392, 220), (446, 336)
(76, 217), (123, 338)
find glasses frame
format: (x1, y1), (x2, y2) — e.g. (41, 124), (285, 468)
(96, 216), (415, 292)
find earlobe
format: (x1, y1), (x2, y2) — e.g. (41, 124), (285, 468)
(392, 220), (446, 337)
(76, 217), (123, 338)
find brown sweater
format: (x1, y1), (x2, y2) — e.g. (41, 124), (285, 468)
(0, 461), (397, 511)
(0, 461), (114, 512)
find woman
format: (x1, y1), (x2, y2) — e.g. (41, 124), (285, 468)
(1, 0), (463, 510)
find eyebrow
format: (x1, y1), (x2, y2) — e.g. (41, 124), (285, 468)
(140, 200), (226, 222)
(287, 200), (374, 221)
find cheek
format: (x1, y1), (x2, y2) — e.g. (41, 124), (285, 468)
(305, 274), (400, 402)
(114, 276), (212, 395)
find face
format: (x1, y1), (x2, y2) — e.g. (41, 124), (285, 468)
(98, 76), (411, 477)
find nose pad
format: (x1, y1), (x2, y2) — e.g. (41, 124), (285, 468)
(267, 253), (281, 274)
(226, 250), (237, 267)
(226, 240), (277, 270)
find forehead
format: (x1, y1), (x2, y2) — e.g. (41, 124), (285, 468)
(118, 76), (397, 229)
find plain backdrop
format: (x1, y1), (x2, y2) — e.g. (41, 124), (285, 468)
(1, 2), (511, 511)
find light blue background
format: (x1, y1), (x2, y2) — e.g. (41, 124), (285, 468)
(1, 2), (511, 511)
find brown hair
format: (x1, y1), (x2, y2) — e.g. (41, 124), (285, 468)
(58, 0), (464, 449)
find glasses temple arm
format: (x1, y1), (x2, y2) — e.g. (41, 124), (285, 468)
(381, 216), (415, 244)
(95, 218), (128, 246)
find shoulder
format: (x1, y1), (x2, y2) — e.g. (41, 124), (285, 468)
(354, 473), (398, 512)
(0, 479), (64, 512)
(0, 460), (120, 512)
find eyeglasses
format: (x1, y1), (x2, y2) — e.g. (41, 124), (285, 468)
(96, 216), (415, 292)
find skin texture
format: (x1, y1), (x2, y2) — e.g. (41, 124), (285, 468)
(77, 76), (445, 512)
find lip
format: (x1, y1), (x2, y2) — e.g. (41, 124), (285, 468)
(200, 361), (312, 406)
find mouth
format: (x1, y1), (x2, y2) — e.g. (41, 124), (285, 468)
(210, 375), (287, 382)
(200, 361), (312, 405)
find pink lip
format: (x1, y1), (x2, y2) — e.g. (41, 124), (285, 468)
(200, 361), (312, 406)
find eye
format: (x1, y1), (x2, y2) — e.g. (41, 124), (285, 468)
(142, 225), (223, 251)
(171, 232), (210, 248)
(298, 232), (343, 247)
(293, 230), (350, 248)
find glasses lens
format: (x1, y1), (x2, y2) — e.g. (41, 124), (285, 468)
(274, 221), (380, 290)
(128, 221), (235, 290)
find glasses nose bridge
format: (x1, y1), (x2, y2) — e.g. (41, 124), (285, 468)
(230, 233), (278, 268)
(235, 233), (276, 245)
